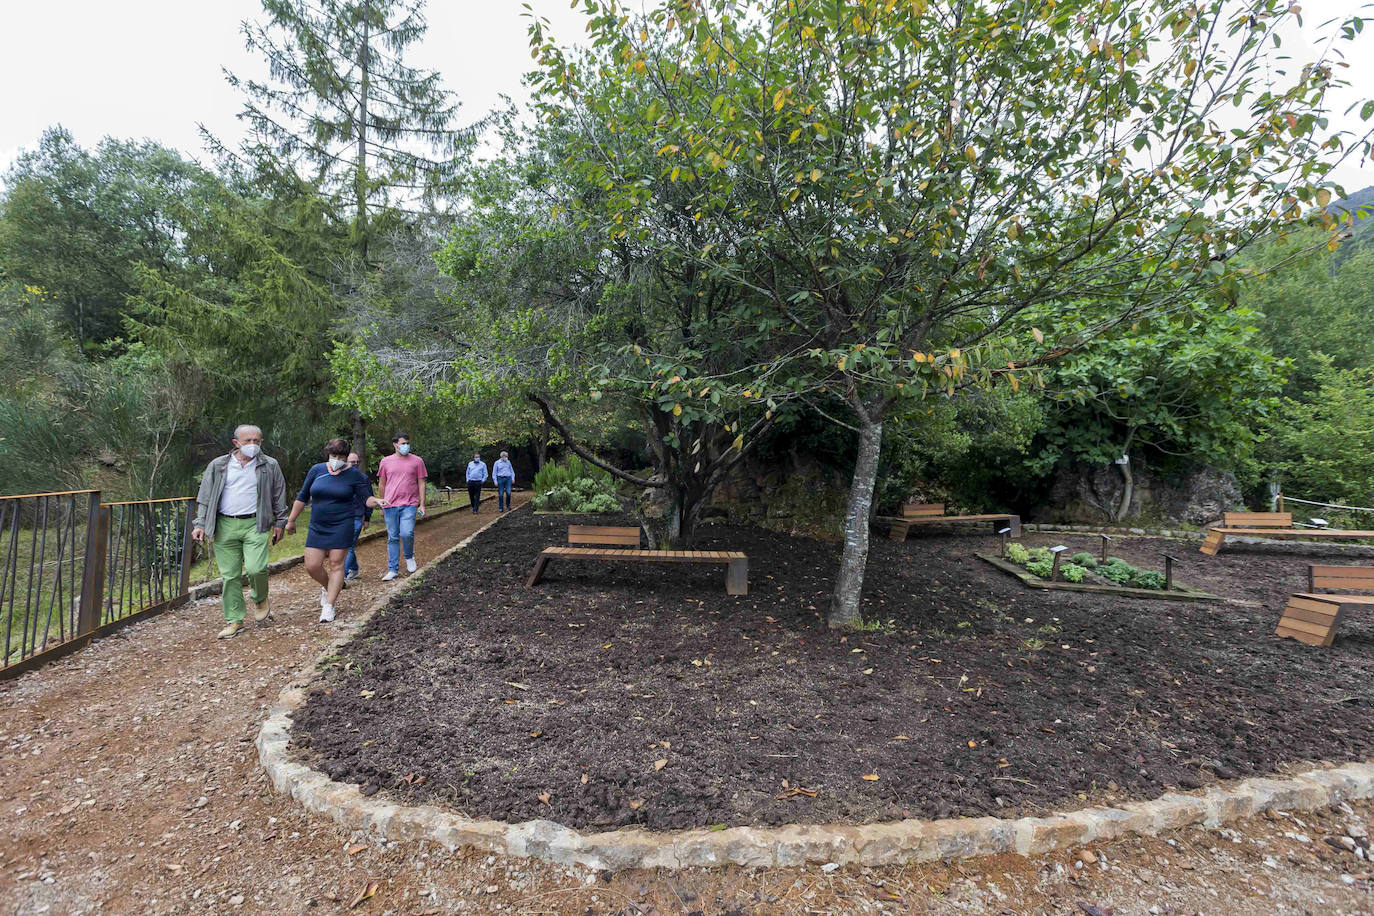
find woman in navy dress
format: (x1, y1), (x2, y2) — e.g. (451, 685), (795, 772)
(284, 438), (387, 623)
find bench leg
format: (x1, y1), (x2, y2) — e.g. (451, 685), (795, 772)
(888, 520), (909, 542)
(1275, 597), (1342, 647)
(526, 555), (551, 588)
(726, 558), (748, 596)
(1200, 530), (1225, 556)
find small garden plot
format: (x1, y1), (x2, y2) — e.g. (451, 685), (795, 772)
(980, 544), (1219, 602)
(292, 515), (1372, 832)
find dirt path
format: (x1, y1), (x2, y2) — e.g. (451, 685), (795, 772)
(1, 508), (1370, 915)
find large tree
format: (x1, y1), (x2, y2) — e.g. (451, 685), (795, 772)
(529, 0), (1373, 627)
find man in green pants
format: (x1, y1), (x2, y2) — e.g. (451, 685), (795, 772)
(191, 425), (288, 639)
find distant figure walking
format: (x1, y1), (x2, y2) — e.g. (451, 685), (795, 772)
(342, 452), (373, 581)
(493, 450), (516, 513)
(284, 439), (387, 623)
(190, 424), (288, 640)
(466, 451), (489, 514)
(377, 433), (427, 581)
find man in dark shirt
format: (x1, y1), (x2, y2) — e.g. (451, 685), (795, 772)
(343, 452), (374, 581)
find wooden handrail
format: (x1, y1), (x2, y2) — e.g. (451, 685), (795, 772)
(102, 496), (196, 507)
(0, 488), (99, 501)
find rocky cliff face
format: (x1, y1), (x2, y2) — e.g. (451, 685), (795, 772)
(1042, 460), (1242, 526)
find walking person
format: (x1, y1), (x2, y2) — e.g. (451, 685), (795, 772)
(343, 452), (373, 581)
(190, 424), (288, 639)
(466, 451), (489, 514)
(493, 450), (516, 513)
(284, 439), (387, 623)
(377, 433), (427, 581)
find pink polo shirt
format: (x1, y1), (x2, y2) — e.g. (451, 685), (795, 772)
(377, 453), (428, 507)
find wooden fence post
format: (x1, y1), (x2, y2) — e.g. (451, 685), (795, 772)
(178, 499), (197, 596)
(77, 494), (109, 635)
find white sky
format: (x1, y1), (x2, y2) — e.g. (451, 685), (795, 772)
(1, 0), (1372, 192)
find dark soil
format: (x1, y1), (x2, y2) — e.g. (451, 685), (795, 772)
(292, 509), (1374, 832)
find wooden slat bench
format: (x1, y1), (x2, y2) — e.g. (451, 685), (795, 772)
(1200, 511), (1374, 556)
(886, 503), (1022, 542)
(1275, 564), (1374, 646)
(525, 525), (749, 595)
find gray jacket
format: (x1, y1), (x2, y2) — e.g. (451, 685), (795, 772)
(193, 453), (290, 540)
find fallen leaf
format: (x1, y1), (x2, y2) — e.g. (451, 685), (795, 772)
(894, 735), (910, 741)
(968, 740), (978, 748)
(708, 823), (728, 831)
(538, 792), (551, 805)
(629, 799), (644, 809)
(358, 690), (375, 699)
(862, 774), (880, 781)
(529, 731), (542, 739)
(505, 681), (529, 691)
(580, 773), (589, 785)
(653, 758), (668, 771)
(348, 881), (379, 909)
(346, 844), (367, 856)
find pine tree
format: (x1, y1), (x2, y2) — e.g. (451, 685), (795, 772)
(226, 0), (478, 264)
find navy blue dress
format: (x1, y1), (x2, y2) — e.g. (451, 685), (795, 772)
(297, 465), (372, 550)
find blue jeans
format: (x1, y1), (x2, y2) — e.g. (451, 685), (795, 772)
(496, 476), (514, 511)
(344, 517), (365, 575)
(383, 505), (417, 572)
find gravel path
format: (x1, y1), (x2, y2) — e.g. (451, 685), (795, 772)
(1, 505), (1370, 915)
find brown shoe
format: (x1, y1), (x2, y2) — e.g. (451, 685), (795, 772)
(217, 621), (246, 639)
(251, 597), (271, 622)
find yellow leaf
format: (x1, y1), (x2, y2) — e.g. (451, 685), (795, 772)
(912, 351), (927, 363)
(1009, 373), (1020, 392)
(1032, 327), (1044, 344)
(1317, 188), (1332, 208)
(1007, 222), (1020, 241)
(733, 435), (744, 451)
(810, 168), (822, 182)
(672, 404), (682, 416)
(861, 773), (880, 781)
(968, 740), (978, 748)
(1184, 58), (1197, 78)
(653, 758), (668, 771)
(837, 356), (847, 370)
(773, 89), (786, 111)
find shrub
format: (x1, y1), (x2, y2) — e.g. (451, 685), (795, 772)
(531, 457), (618, 512)
(1028, 546), (1052, 563)
(1071, 552), (1098, 568)
(1099, 562), (1136, 584)
(1131, 569), (1167, 589)
(1060, 563), (1087, 582)
(1006, 543), (1030, 564)
(1025, 559), (1054, 578)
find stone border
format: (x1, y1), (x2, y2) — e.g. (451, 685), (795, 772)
(257, 509), (1374, 872)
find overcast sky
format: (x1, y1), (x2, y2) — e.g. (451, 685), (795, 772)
(2, 1), (1372, 192)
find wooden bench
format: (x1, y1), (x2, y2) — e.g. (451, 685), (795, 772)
(1200, 511), (1374, 556)
(1275, 564), (1374, 646)
(525, 525), (748, 595)
(886, 503), (1022, 542)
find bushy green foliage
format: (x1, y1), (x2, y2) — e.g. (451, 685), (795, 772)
(1262, 361), (1374, 507)
(1025, 559), (1054, 579)
(1131, 569), (1167, 590)
(1028, 546), (1053, 563)
(1098, 560), (1138, 584)
(1071, 552), (1098, 568)
(1006, 543), (1030, 565)
(1060, 563), (1087, 583)
(532, 457), (618, 513)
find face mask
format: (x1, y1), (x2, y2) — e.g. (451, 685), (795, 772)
(397, 444), (411, 456)
(328, 457), (346, 471)
(239, 443), (261, 459)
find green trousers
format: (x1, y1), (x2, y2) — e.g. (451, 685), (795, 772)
(213, 516), (271, 622)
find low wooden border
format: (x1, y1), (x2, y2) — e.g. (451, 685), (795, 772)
(976, 554), (1221, 602)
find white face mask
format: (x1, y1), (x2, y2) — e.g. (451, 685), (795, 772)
(328, 457), (346, 472)
(239, 443), (261, 459)
(397, 444), (411, 456)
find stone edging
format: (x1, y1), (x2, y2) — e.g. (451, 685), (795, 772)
(256, 510), (1374, 872)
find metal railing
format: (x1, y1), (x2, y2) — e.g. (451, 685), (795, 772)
(0, 490), (197, 678)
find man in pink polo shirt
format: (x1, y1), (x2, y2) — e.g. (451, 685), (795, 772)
(376, 433), (428, 580)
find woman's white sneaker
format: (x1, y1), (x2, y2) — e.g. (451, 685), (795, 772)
(381, 570), (398, 581)
(406, 557), (418, 573)
(319, 604), (336, 623)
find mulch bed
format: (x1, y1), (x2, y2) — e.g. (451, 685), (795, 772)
(292, 509), (1374, 832)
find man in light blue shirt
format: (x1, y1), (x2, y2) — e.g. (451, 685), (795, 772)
(466, 452), (489, 514)
(493, 450), (516, 513)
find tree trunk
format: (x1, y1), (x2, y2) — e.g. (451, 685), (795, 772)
(535, 419), (550, 469)
(354, 10), (371, 264)
(351, 409), (367, 469)
(1113, 458), (1134, 522)
(829, 417), (883, 629)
